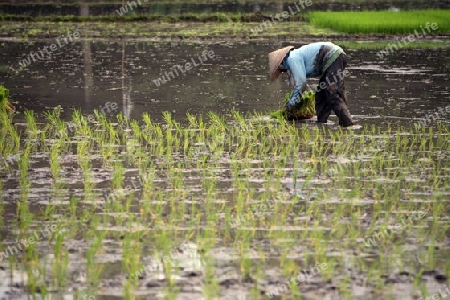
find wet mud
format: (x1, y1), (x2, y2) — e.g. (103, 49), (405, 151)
(0, 38), (449, 300)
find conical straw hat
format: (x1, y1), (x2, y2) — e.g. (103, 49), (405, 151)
(268, 46), (294, 80)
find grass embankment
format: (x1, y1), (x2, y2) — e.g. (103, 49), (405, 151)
(0, 105), (449, 299)
(307, 9), (450, 34)
(0, 12), (277, 23)
(0, 21), (334, 39)
(1, 9), (449, 48)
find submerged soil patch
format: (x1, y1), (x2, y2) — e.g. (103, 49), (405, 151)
(0, 107), (449, 299)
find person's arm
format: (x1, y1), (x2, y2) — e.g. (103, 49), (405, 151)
(286, 57), (307, 107)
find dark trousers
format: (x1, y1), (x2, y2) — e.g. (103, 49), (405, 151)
(315, 54), (354, 127)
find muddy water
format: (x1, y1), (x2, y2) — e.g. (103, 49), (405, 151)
(1, 41), (449, 127)
(0, 40), (450, 300)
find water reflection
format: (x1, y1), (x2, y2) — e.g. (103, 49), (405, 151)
(121, 41), (133, 118)
(80, 4), (93, 104)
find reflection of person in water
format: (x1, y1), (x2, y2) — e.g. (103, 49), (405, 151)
(269, 42), (355, 127)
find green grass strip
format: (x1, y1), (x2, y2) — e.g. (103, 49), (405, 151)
(307, 9), (450, 34)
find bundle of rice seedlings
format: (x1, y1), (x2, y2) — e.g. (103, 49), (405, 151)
(270, 90), (315, 121)
(0, 85), (14, 112)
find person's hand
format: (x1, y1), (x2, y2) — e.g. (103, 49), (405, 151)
(285, 102), (297, 120)
(285, 101), (295, 112)
(286, 96), (301, 109)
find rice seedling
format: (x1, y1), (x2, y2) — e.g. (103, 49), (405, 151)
(0, 104), (448, 299)
(0, 107), (20, 162)
(51, 227), (69, 289)
(49, 140), (62, 187)
(0, 85), (14, 112)
(271, 90), (316, 121)
(307, 10), (450, 34)
(24, 110), (40, 140)
(17, 143), (32, 229)
(122, 227), (143, 299)
(24, 238), (46, 296)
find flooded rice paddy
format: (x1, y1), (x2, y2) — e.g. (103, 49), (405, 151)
(1, 41), (449, 126)
(0, 40), (449, 300)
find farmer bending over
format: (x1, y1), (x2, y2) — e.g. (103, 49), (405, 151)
(269, 42), (354, 127)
